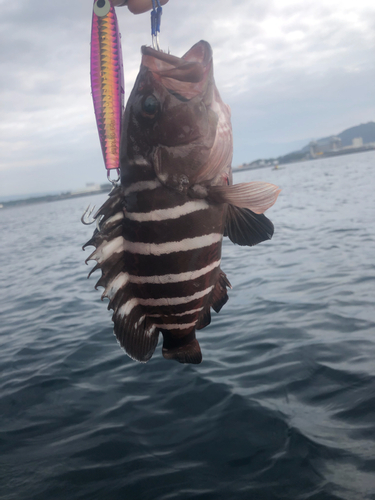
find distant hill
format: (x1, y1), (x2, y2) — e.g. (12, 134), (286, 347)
(299, 121), (375, 153)
(278, 121), (375, 163)
(337, 122), (375, 147)
(239, 121), (375, 170)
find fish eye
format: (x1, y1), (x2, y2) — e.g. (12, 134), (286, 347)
(141, 95), (159, 117)
(94, 0), (111, 17)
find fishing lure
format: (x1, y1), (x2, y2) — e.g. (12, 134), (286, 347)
(91, 0), (124, 176)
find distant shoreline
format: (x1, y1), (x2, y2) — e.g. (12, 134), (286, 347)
(233, 144), (375, 173)
(1, 147), (374, 210)
(0, 185), (112, 210)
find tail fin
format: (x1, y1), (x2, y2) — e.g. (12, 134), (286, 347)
(161, 329), (202, 364)
(162, 339), (202, 364)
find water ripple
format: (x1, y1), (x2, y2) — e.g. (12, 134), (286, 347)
(1, 152), (375, 500)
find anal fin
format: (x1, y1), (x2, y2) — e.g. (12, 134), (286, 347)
(211, 270), (231, 313)
(196, 306), (211, 330)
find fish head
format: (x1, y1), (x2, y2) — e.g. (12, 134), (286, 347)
(121, 41), (233, 191)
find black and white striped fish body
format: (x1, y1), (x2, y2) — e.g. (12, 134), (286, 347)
(85, 161), (230, 364)
(84, 41), (280, 364)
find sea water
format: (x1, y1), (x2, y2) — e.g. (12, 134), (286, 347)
(1, 150), (375, 500)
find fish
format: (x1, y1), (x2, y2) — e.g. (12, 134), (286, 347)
(83, 40), (280, 364)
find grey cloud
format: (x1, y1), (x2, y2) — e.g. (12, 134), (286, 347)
(0, 0), (374, 197)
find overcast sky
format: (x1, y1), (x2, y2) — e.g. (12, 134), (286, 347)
(0, 0), (374, 199)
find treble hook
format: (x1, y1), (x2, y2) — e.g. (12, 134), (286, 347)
(81, 204), (96, 225)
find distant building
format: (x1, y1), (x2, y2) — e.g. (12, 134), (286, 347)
(70, 183), (102, 196)
(330, 136), (342, 151)
(309, 141), (319, 158)
(341, 137), (366, 151)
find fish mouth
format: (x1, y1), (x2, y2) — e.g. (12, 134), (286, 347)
(141, 41), (213, 100)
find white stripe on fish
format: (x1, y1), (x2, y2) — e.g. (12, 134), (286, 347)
(125, 199), (210, 222)
(123, 179), (161, 196)
(153, 321), (197, 331)
(103, 260), (220, 299)
(117, 286), (214, 318)
(148, 307), (204, 318)
(90, 234), (222, 262)
(128, 259), (221, 284)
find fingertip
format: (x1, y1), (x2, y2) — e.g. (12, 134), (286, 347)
(127, 0), (169, 15)
(111, 0), (128, 6)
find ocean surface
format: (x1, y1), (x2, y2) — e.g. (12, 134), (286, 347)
(1, 150), (375, 500)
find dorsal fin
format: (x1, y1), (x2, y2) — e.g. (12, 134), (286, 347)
(84, 187), (159, 364)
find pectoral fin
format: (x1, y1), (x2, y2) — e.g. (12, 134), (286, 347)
(224, 205), (274, 246)
(208, 182), (281, 214)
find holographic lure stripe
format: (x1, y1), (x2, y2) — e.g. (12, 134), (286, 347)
(91, 0), (124, 171)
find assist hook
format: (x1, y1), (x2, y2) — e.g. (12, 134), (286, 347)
(151, 0), (162, 50)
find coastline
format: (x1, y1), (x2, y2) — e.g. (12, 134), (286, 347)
(233, 144), (375, 173)
(0, 185), (112, 210)
(1, 147), (374, 209)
